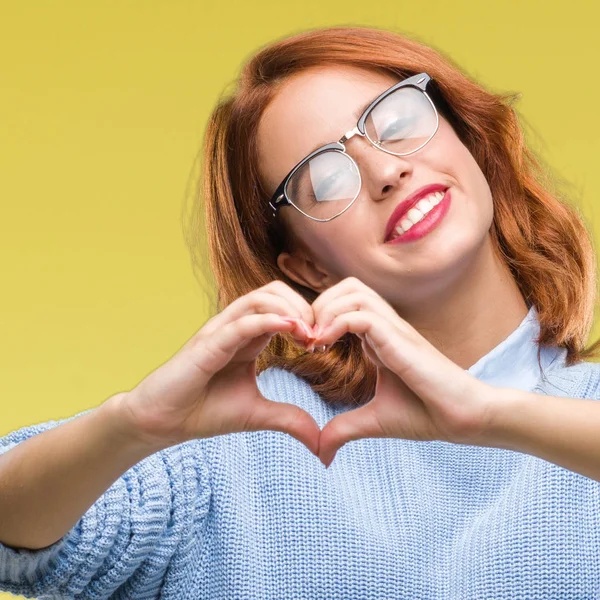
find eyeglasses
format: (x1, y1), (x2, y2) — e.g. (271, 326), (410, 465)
(268, 72), (439, 223)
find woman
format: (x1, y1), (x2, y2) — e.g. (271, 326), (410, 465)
(2, 25), (600, 599)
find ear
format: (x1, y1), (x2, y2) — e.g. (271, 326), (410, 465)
(277, 250), (334, 294)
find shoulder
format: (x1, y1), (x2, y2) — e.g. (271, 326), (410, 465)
(534, 360), (600, 400)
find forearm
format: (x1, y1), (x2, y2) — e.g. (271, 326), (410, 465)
(0, 394), (167, 550)
(485, 387), (600, 482)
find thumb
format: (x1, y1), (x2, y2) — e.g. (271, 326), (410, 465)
(318, 403), (383, 468)
(247, 397), (322, 457)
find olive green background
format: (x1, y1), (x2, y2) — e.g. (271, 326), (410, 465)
(1, 2), (599, 597)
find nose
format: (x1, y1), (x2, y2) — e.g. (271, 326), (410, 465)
(346, 136), (413, 202)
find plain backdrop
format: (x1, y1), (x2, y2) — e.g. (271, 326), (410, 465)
(1, 2), (599, 597)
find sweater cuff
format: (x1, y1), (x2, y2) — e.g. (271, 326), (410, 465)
(0, 519), (81, 597)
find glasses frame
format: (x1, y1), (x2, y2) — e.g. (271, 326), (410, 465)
(268, 72), (439, 222)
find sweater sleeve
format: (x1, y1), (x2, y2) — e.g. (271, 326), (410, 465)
(0, 410), (212, 599)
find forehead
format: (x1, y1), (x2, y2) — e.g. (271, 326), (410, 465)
(257, 65), (400, 196)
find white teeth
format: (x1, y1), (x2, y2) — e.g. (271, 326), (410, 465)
(406, 207), (425, 224)
(415, 198), (434, 214)
(390, 190), (445, 239)
(398, 218), (413, 232)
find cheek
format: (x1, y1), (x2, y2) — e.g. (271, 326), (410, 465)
(304, 224), (361, 275)
(452, 147), (494, 217)
(470, 161), (495, 225)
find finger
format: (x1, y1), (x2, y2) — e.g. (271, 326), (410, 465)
(219, 291), (306, 332)
(262, 280), (317, 328)
(318, 403), (384, 468)
(237, 291), (315, 345)
(240, 317), (316, 355)
(233, 330), (278, 359)
(247, 398), (322, 457)
(279, 317), (319, 346)
(316, 311), (412, 373)
(185, 314), (297, 388)
(314, 291), (398, 333)
(183, 290), (307, 351)
(361, 337), (385, 368)
(311, 276), (380, 319)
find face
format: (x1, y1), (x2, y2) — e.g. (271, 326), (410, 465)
(256, 65), (496, 314)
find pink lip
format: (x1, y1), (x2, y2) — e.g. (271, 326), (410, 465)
(384, 183), (450, 242)
(385, 188), (451, 244)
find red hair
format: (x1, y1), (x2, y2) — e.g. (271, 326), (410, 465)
(183, 25), (600, 407)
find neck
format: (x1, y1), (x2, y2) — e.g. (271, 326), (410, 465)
(394, 237), (529, 371)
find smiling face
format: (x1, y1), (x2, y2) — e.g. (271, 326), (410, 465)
(256, 65), (497, 316)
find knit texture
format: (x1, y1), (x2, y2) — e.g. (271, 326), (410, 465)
(1, 307), (600, 599)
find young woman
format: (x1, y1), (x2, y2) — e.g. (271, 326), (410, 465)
(2, 25), (600, 599)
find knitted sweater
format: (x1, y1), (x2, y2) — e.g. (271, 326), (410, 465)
(1, 305), (600, 599)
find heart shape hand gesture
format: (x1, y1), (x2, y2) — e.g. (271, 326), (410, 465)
(284, 277), (499, 468)
(120, 277), (499, 469)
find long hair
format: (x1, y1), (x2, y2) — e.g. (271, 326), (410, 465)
(182, 25), (600, 408)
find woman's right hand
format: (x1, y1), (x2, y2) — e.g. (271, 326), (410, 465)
(112, 281), (322, 456)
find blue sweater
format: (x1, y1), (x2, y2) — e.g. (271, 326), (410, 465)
(2, 305), (600, 599)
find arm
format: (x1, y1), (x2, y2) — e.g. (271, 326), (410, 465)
(0, 395), (210, 600)
(483, 387), (600, 483)
(0, 394), (167, 550)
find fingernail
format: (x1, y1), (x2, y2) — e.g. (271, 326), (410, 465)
(301, 321), (316, 339)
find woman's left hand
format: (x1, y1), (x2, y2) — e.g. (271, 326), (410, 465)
(307, 277), (501, 468)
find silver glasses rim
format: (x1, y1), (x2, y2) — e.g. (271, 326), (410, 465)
(268, 72), (435, 218)
(281, 88), (440, 223)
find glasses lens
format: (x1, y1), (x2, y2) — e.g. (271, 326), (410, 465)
(365, 86), (437, 155)
(285, 150), (360, 219)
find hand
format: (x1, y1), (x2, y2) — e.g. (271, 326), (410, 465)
(308, 277), (498, 468)
(115, 281), (322, 454)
